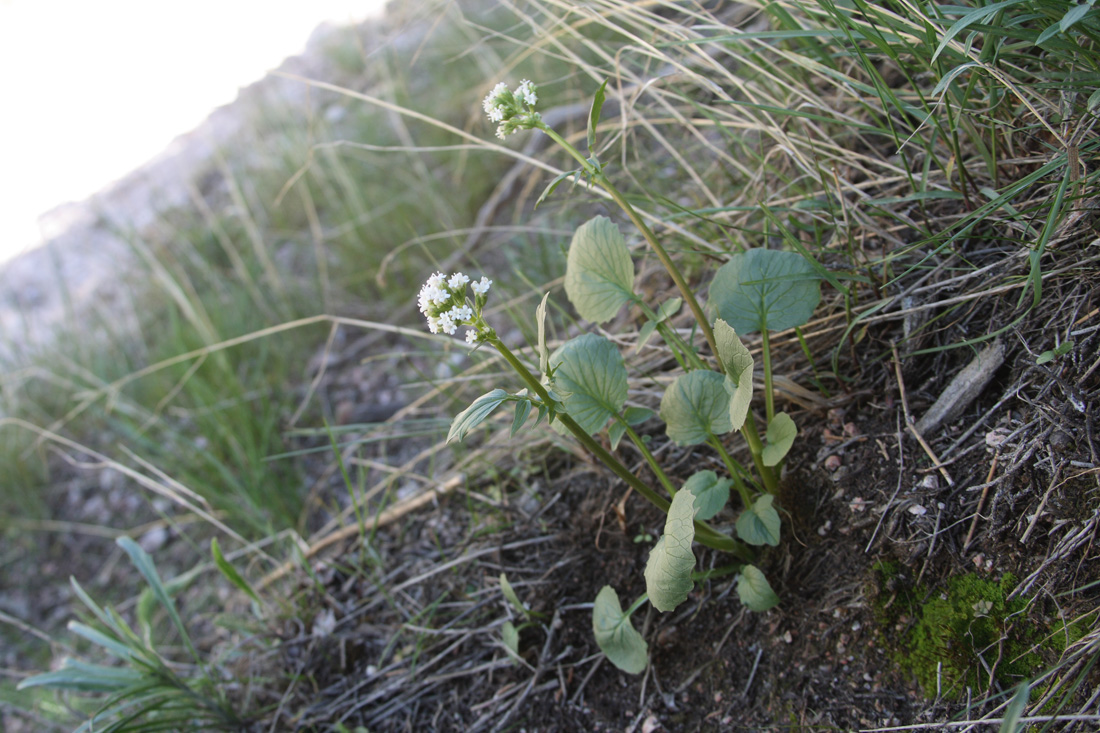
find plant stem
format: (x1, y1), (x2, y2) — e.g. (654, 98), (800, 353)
(621, 420), (676, 497)
(707, 436), (754, 508)
(741, 415), (778, 494)
(537, 123), (722, 372)
(490, 337), (751, 559)
(760, 328), (775, 423)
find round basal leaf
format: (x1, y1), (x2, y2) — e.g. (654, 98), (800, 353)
(737, 564), (779, 611)
(714, 319), (754, 430)
(681, 470), (731, 521)
(644, 490), (696, 612)
(448, 389), (510, 444)
(708, 249), (821, 335)
(762, 412), (796, 466)
(550, 334), (628, 436)
(735, 494), (781, 547)
(660, 370), (733, 446)
(564, 216), (636, 324)
(592, 586), (648, 674)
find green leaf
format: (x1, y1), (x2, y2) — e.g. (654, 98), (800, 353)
(550, 334), (628, 436)
(511, 399), (532, 437)
(66, 622), (135, 661)
(592, 586), (648, 674)
(588, 79), (608, 151)
(660, 370), (733, 446)
(564, 216), (636, 324)
(644, 490), (696, 612)
(931, 0), (1027, 62)
(448, 389), (509, 444)
(500, 573), (527, 618)
(116, 536), (198, 663)
(736, 495), (781, 547)
(609, 420), (627, 451)
(535, 169), (578, 209)
(536, 292), (550, 377)
(737, 565), (779, 611)
(17, 659), (145, 692)
(681, 470), (731, 521)
(212, 537), (261, 605)
(624, 406), (654, 426)
(708, 249), (821, 335)
(999, 681), (1030, 733)
(762, 412), (796, 466)
(502, 621), (520, 660)
(714, 319), (754, 430)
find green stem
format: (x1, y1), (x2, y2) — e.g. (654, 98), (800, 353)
(490, 337), (750, 559)
(741, 415), (778, 495)
(537, 123), (722, 372)
(760, 328), (775, 424)
(707, 436), (753, 508)
(621, 420), (676, 497)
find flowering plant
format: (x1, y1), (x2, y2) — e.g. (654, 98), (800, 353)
(423, 80), (822, 674)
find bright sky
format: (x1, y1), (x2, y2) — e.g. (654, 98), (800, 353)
(0, 0), (385, 264)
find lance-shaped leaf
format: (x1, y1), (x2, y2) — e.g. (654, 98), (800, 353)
(550, 334), (628, 436)
(708, 249), (821, 335)
(564, 216), (636, 323)
(737, 564), (779, 611)
(682, 470), (731, 521)
(644, 490), (696, 612)
(592, 586), (648, 674)
(736, 494), (781, 546)
(762, 412), (796, 466)
(714, 318), (754, 430)
(448, 389), (510, 444)
(536, 292), (550, 377)
(588, 79), (608, 151)
(660, 370), (733, 446)
(502, 621), (520, 661)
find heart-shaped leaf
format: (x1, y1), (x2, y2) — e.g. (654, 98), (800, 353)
(681, 470), (731, 521)
(762, 412), (796, 466)
(708, 249), (821, 335)
(644, 490), (696, 612)
(737, 564), (779, 611)
(550, 334), (628, 436)
(660, 370), (733, 446)
(714, 319), (754, 430)
(564, 216), (636, 324)
(448, 389), (510, 444)
(736, 494), (781, 546)
(592, 586), (648, 674)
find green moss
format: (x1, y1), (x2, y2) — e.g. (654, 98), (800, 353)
(906, 573), (1040, 699)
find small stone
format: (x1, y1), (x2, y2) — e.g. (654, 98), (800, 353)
(920, 474), (939, 490)
(138, 526), (169, 553)
(907, 504), (927, 516)
(849, 496), (867, 512)
(1050, 431), (1073, 452)
(824, 455), (843, 471)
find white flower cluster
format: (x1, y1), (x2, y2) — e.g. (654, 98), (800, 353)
(482, 79), (540, 140)
(418, 271), (492, 343)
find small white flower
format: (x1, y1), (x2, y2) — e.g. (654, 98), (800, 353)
(483, 82), (507, 113)
(450, 304), (473, 322)
(496, 124), (508, 140)
(517, 79), (537, 105)
(426, 316), (441, 334)
(438, 312), (457, 335)
(465, 329), (479, 345)
(472, 276), (492, 295)
(448, 272), (470, 289)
